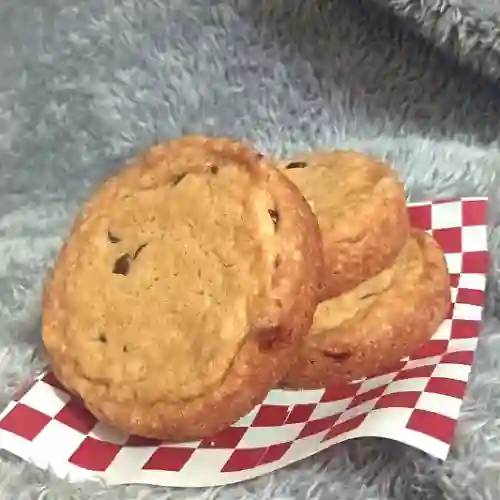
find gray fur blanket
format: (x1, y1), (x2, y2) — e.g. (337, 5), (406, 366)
(1, 0), (500, 499)
(375, 0), (500, 82)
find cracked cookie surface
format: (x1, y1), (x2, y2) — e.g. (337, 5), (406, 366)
(281, 150), (410, 299)
(281, 230), (451, 389)
(42, 136), (323, 441)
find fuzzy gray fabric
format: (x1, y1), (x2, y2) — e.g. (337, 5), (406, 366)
(2, 0), (500, 499)
(373, 0), (500, 82)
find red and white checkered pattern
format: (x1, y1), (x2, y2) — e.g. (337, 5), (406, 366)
(0, 198), (489, 487)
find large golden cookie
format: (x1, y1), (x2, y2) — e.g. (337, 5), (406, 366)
(281, 150), (409, 299)
(281, 230), (451, 389)
(42, 136), (323, 441)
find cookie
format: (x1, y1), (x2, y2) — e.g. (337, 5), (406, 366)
(281, 229), (451, 389)
(42, 136), (323, 441)
(281, 150), (409, 299)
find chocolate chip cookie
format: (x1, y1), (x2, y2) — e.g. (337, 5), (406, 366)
(42, 136), (323, 441)
(281, 150), (409, 299)
(281, 230), (451, 389)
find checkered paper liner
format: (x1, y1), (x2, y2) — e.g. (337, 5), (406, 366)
(0, 197), (489, 488)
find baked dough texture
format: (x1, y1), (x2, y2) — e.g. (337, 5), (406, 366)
(281, 150), (410, 299)
(281, 229), (451, 389)
(42, 136), (323, 441)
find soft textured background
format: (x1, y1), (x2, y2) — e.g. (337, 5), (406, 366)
(1, 0), (500, 499)
(374, 0), (500, 82)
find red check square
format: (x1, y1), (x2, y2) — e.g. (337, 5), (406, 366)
(407, 409), (457, 443)
(299, 415), (339, 438)
(462, 200), (488, 226)
(349, 386), (386, 408)
(455, 289), (485, 307)
(441, 351), (474, 365)
(221, 448), (267, 472)
(322, 383), (361, 402)
(450, 319), (480, 339)
(0, 403), (51, 441)
(375, 391), (420, 409)
(69, 436), (121, 471)
(143, 447), (195, 472)
(462, 251), (489, 274)
(286, 404), (316, 424)
(394, 365), (436, 381)
(323, 414), (366, 441)
(409, 204), (432, 230)
(55, 400), (97, 434)
(425, 378), (467, 399)
(199, 426), (246, 448)
(411, 340), (449, 360)
(252, 405), (290, 427)
(260, 442), (292, 465)
(432, 228), (462, 253)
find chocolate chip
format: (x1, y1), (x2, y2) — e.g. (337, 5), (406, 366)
(323, 350), (351, 361)
(98, 332), (107, 344)
(209, 165), (219, 174)
(285, 161), (308, 170)
(123, 345), (128, 353)
(268, 209), (279, 227)
(113, 253), (131, 276)
(133, 243), (148, 260)
(172, 172), (187, 186)
(107, 231), (120, 243)
(274, 255), (281, 269)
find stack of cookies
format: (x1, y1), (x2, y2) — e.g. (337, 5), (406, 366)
(42, 136), (450, 442)
(278, 151), (450, 389)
